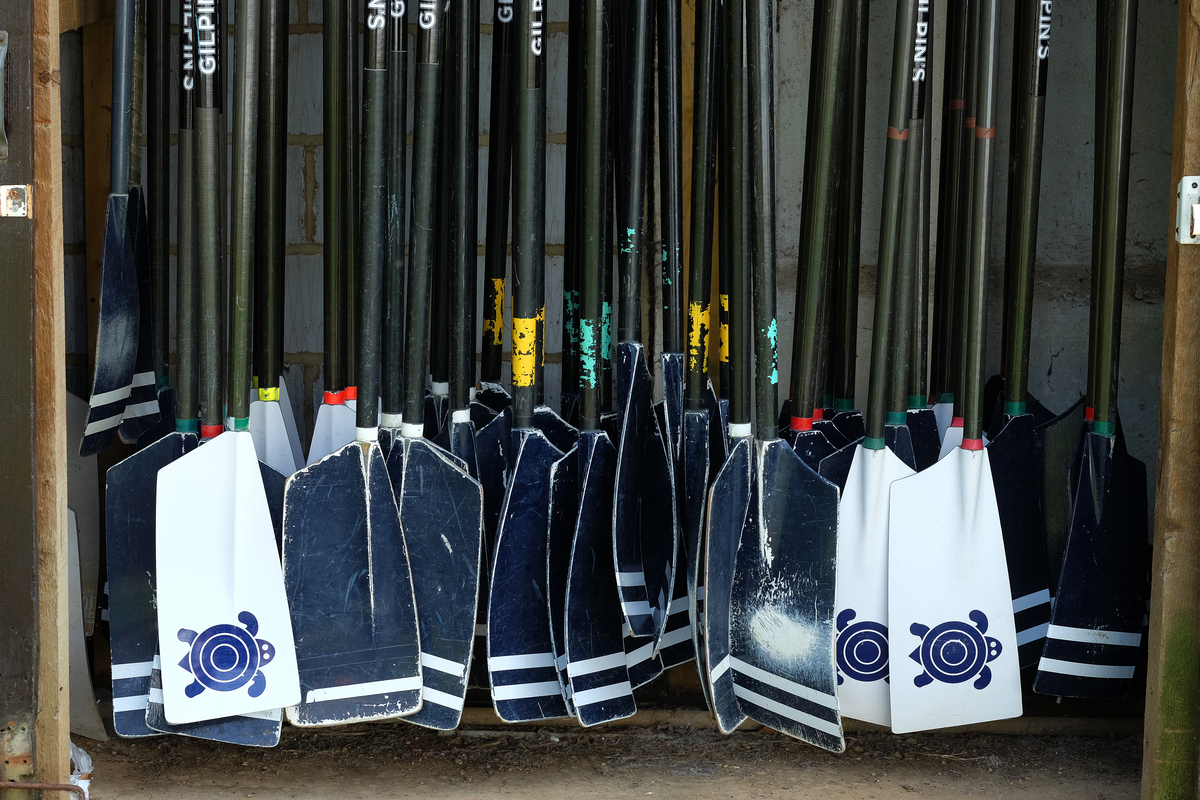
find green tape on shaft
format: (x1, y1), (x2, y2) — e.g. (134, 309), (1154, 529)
(1092, 420), (1115, 436)
(231, 417), (250, 432)
(176, 418), (199, 433)
(864, 436), (886, 451)
(907, 394), (925, 410)
(886, 411), (907, 426)
(1004, 400), (1026, 416)
(834, 397), (855, 412)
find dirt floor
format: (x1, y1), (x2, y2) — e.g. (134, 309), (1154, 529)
(79, 718), (1142, 799)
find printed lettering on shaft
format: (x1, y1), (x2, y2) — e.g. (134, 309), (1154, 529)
(419, 0), (436, 30)
(195, 0), (217, 76)
(367, 0), (386, 30)
(912, 0), (930, 82)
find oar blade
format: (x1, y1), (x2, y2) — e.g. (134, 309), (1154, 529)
(81, 194), (139, 457)
(67, 512), (109, 741)
(548, 445), (581, 716)
(306, 401), (357, 465)
(888, 448), (1022, 733)
(833, 445), (914, 727)
(284, 443), (421, 725)
(145, 656), (283, 745)
(791, 429), (836, 472)
(987, 414), (1052, 667)
(118, 187), (162, 444)
(731, 440), (843, 751)
(251, 398), (302, 475)
(1033, 431), (1148, 699)
(1034, 397), (1086, 596)
(487, 429), (570, 722)
(704, 437), (752, 733)
(107, 430), (196, 737)
(566, 431), (637, 726)
(66, 392), (101, 636)
(156, 431), (300, 724)
(906, 408), (941, 471)
(394, 438), (484, 729)
(682, 408), (712, 699)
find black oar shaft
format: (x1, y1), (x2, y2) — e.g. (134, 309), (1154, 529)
(382, 5), (410, 422)
(1093, 0), (1137, 431)
(832, 0), (867, 410)
(481, 0), (515, 386)
(685, 0), (718, 411)
(195, 0), (220, 433)
(863, 0), (918, 446)
(658, 0), (684, 353)
(257, 0), (287, 392)
(450, 0), (480, 412)
(344, 0), (360, 391)
(725, 0), (751, 429)
(148, 0), (170, 384)
(323, 0), (347, 395)
(176, 0), (197, 426)
(910, 13), (933, 409)
(563, 0), (583, 402)
(1087, 0), (1113, 412)
(579, 0), (609, 430)
(356, 0), (388, 431)
(111, 0), (134, 192)
(403, 2), (445, 428)
(226, 0), (261, 424)
(617, 0), (652, 342)
(511, 0), (546, 429)
(963, 0), (999, 443)
(952, 0), (980, 419)
(1003, 0), (1051, 412)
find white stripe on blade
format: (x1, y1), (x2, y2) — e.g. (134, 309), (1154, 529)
(112, 694), (149, 713)
(1016, 622), (1050, 646)
(1046, 624), (1141, 647)
(617, 572), (647, 587)
(567, 652), (626, 677)
(657, 625), (694, 649)
(305, 676), (423, 704)
(490, 681), (563, 701)
(709, 654), (731, 683)
(89, 385), (132, 408)
(422, 687), (466, 712)
(730, 657), (839, 710)
(131, 371), (157, 387)
(488, 652), (556, 671)
(1012, 588), (1051, 613)
(84, 413), (124, 435)
(1037, 657), (1136, 680)
(732, 684), (841, 737)
(122, 401), (161, 418)
(111, 660), (155, 680)
(421, 652), (466, 678)
(573, 681), (634, 708)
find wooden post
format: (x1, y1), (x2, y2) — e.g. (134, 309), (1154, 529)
(1142, 3), (1200, 797)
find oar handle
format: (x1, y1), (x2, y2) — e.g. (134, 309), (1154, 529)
(863, 0), (918, 448)
(511, 0), (546, 430)
(963, 0), (1000, 445)
(402, 6), (445, 435)
(685, 0), (718, 411)
(616, 0), (652, 343)
(1002, 0), (1051, 416)
(579, 0), (609, 431)
(481, 0), (515, 386)
(382, 5), (409, 425)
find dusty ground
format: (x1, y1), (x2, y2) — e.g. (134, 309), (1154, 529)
(80, 719), (1141, 799)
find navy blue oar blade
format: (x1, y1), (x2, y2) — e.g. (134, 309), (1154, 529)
(119, 187), (162, 444)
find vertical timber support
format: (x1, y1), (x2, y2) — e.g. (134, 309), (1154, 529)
(1142, 2), (1200, 797)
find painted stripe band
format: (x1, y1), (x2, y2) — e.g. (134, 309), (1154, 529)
(1046, 624), (1141, 647)
(490, 680), (564, 701)
(112, 660), (156, 680)
(112, 694), (150, 713)
(489, 652), (556, 671)
(89, 384), (132, 408)
(668, 595), (689, 616)
(131, 371), (156, 387)
(621, 601), (653, 617)
(730, 657), (839, 710)
(305, 675), (423, 704)
(123, 401), (161, 417)
(709, 654), (731, 683)
(657, 625), (695, 650)
(421, 652), (467, 678)
(567, 652), (627, 677)
(148, 687), (165, 704)
(1012, 589), (1052, 613)
(1016, 622), (1050, 647)
(1038, 657), (1136, 680)
(83, 412), (124, 435)
(732, 684), (842, 737)
(626, 639), (655, 666)
(422, 687), (467, 712)
(617, 571), (647, 587)
(573, 681), (634, 708)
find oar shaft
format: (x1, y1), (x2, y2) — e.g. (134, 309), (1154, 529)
(951, 0), (980, 418)
(176, 0), (197, 427)
(450, 0), (480, 412)
(617, 0), (652, 343)
(864, 0), (918, 446)
(111, 0), (134, 193)
(963, 0), (999, 443)
(580, 0), (609, 430)
(685, 0), (718, 410)
(403, 3), (445, 430)
(658, 0), (684, 354)
(511, 0), (547, 429)
(344, 0), (361, 391)
(148, 0), (170, 384)
(725, 0), (751, 429)
(382, 6), (409, 422)
(323, 0), (347, 395)
(1003, 0), (1051, 412)
(481, 0), (515, 386)
(257, 0), (287, 392)
(910, 17), (933, 409)
(1087, 0), (1113, 411)
(194, 0), (220, 432)
(1093, 0), (1137, 430)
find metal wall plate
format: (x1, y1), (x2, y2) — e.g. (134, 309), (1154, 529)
(0, 184), (30, 217)
(1175, 176), (1200, 244)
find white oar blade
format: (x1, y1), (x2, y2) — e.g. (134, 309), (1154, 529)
(250, 399), (301, 475)
(833, 445), (914, 727)
(156, 431), (300, 724)
(932, 402), (953, 442)
(306, 401), (357, 465)
(68, 511), (109, 741)
(67, 392), (101, 636)
(276, 379), (305, 465)
(888, 447), (1021, 733)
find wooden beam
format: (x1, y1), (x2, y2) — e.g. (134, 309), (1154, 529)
(81, 18), (112, 378)
(60, 0), (113, 34)
(34, 0), (70, 783)
(1141, 3), (1200, 797)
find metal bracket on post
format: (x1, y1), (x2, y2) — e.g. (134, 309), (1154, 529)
(1176, 176), (1200, 244)
(0, 184), (30, 217)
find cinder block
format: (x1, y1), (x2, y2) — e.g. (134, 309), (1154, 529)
(284, 253), (324, 354)
(288, 33), (324, 136)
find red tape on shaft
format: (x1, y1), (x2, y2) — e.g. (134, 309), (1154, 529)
(200, 424), (223, 439)
(951, 416), (965, 428)
(962, 438), (984, 451)
(344, 386), (358, 401)
(790, 417), (813, 432)
(324, 390), (345, 405)
(813, 408), (824, 421)
(1085, 406), (1095, 421)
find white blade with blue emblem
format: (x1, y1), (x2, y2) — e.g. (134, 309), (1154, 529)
(156, 430), (300, 723)
(887, 447), (1021, 733)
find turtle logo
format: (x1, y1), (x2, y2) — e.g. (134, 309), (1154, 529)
(908, 610), (1002, 690)
(835, 609), (889, 685)
(177, 611), (276, 699)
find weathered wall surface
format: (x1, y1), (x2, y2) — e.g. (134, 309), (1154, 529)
(59, 0), (1175, 506)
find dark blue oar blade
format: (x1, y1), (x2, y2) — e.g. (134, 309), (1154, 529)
(119, 186), (162, 444)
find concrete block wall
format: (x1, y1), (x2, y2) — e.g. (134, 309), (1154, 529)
(59, 0), (1175, 509)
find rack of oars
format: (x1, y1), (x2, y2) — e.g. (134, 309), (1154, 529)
(76, 0), (1150, 752)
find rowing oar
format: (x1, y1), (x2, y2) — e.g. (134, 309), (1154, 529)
(560, 1), (583, 427)
(1033, 0), (1148, 700)
(250, 0), (302, 475)
(307, 0), (355, 464)
(155, 0), (300, 724)
(681, 0), (721, 704)
(106, 0), (202, 734)
(487, 0), (574, 722)
(282, 0), (423, 727)
(786, 0), (841, 472)
(80, 0), (141, 455)
(67, 510), (109, 740)
(612, 0), (679, 648)
(428, 46), (453, 438)
(726, 0), (843, 751)
(984, 0), (1055, 669)
(928, 0), (967, 443)
(387, 0), (486, 731)
(703, 0), (752, 734)
(825, 0), (920, 729)
(380, 0), (409, 457)
(554, 0), (636, 724)
(133, 0), (174, 447)
(888, 0), (1022, 733)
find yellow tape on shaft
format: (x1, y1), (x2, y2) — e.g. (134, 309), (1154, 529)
(512, 313), (541, 387)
